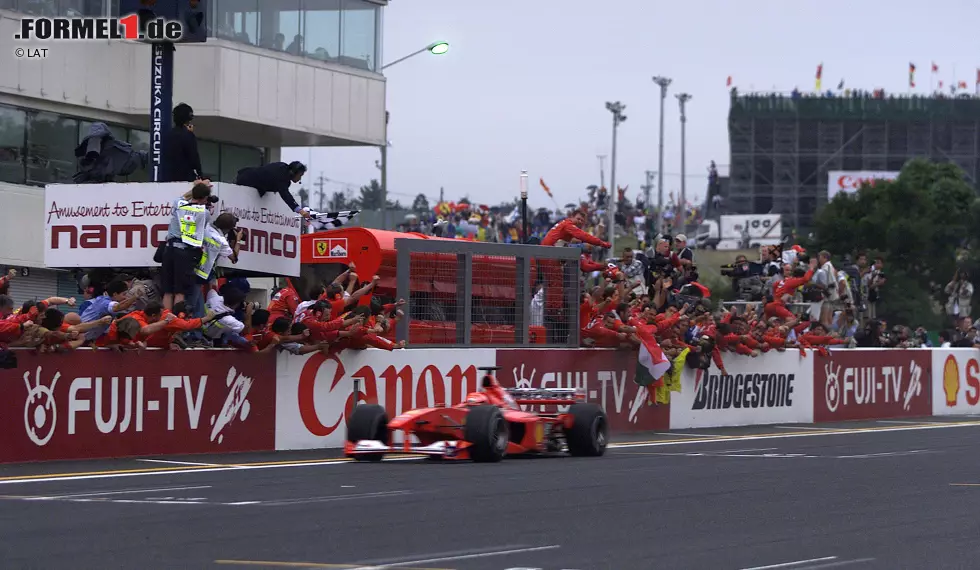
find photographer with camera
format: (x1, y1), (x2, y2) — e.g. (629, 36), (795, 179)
(160, 181), (216, 311)
(720, 254), (766, 302)
(182, 213), (243, 342)
(646, 239), (675, 293)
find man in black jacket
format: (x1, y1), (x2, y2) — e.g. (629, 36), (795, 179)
(162, 103), (203, 182)
(235, 161), (309, 216)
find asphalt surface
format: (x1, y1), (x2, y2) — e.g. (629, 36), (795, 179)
(2, 417), (980, 570)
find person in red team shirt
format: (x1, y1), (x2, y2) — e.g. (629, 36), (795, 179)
(542, 210), (611, 248)
(765, 258), (817, 320)
(0, 268), (17, 296)
(295, 300), (365, 344)
(267, 278), (302, 323)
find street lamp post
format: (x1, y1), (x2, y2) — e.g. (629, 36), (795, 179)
(652, 76), (671, 235)
(379, 41), (450, 229)
(520, 170), (529, 244)
(605, 101), (627, 256)
(676, 93), (692, 236)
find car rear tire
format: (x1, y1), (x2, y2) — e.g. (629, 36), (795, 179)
(464, 405), (508, 463)
(566, 403), (608, 457)
(347, 404), (388, 462)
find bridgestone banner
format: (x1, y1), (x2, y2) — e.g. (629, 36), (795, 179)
(671, 351), (814, 429)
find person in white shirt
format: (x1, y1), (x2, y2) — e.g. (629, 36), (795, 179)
(201, 285), (248, 348)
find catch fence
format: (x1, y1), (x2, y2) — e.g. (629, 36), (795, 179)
(394, 239), (581, 348)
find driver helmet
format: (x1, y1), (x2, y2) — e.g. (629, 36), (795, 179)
(464, 393), (490, 406)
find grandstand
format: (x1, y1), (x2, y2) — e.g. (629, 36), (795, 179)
(726, 92), (980, 230)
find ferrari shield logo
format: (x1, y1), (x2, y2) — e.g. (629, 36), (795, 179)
(535, 423), (545, 444)
(315, 240), (328, 256)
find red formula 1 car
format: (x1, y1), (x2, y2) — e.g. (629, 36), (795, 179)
(344, 367), (608, 462)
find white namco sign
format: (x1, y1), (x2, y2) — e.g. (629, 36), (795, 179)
(827, 171), (899, 200)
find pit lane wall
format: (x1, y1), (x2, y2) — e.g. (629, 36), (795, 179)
(2, 347), (977, 462)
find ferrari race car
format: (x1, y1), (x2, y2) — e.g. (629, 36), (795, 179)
(345, 367), (608, 462)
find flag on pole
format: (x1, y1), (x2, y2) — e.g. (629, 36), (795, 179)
(939, 80), (944, 90)
(306, 209), (359, 231)
(634, 325), (671, 389)
(726, 75), (733, 87)
(815, 63), (823, 91)
(539, 178), (553, 198)
(909, 62), (916, 88)
(958, 80), (968, 90)
(837, 79), (845, 90)
(932, 62), (939, 73)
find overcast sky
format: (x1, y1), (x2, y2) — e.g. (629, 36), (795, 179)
(284, 0), (980, 212)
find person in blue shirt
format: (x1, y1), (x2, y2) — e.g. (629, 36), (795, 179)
(79, 280), (139, 343)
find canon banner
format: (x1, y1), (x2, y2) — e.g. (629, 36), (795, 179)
(932, 349), (980, 416)
(670, 351), (813, 429)
(494, 348), (670, 432)
(0, 350), (276, 463)
(814, 349), (931, 422)
(44, 182), (301, 276)
(275, 348), (496, 451)
(827, 170), (899, 200)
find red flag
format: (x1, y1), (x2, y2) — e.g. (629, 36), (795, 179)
(976, 69), (980, 85)
(539, 178), (553, 198)
(932, 62), (939, 73)
(726, 76), (732, 87)
(939, 80), (944, 89)
(958, 80), (968, 89)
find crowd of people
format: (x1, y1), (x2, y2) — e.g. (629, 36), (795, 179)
(0, 177), (409, 365)
(395, 184), (704, 254)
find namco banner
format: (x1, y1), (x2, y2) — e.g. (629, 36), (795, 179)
(814, 349), (931, 422)
(494, 349), (669, 432)
(274, 349), (496, 451)
(827, 170), (899, 200)
(0, 350), (276, 463)
(670, 351), (813, 430)
(932, 348), (980, 416)
(43, 182), (302, 276)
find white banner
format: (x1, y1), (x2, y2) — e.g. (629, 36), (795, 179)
(44, 182), (301, 276)
(275, 348), (496, 451)
(932, 348), (980, 416)
(670, 350), (814, 429)
(827, 170), (899, 200)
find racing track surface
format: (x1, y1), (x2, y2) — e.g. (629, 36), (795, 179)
(3, 418), (980, 570)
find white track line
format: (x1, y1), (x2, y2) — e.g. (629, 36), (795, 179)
(742, 556), (837, 570)
(43, 485), (212, 499)
(2, 421), (978, 486)
(653, 432), (729, 437)
(795, 558), (875, 570)
(349, 545), (561, 569)
(773, 426), (841, 431)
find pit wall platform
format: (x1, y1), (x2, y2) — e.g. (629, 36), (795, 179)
(3, 347), (976, 463)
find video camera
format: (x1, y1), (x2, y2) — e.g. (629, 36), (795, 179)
(720, 261), (764, 278)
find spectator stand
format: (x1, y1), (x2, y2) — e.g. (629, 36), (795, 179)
(394, 239), (581, 348)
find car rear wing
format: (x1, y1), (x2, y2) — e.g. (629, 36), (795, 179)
(506, 387), (586, 406)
